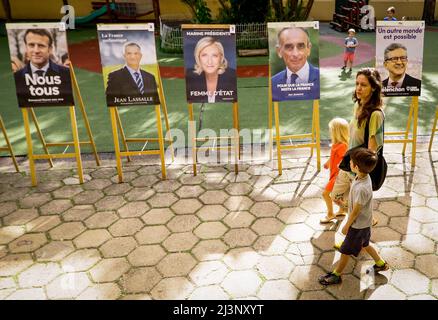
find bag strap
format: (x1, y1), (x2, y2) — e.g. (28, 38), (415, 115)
(364, 109), (385, 153)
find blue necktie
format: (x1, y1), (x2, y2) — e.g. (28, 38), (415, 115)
(288, 73), (299, 84)
(134, 72), (144, 94)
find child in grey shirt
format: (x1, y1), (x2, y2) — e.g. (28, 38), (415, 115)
(319, 148), (389, 285)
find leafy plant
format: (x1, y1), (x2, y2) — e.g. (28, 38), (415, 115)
(269, 0), (315, 21)
(180, 0), (212, 24)
(217, 0), (270, 23)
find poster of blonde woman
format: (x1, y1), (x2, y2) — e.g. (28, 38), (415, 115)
(268, 21), (320, 101)
(376, 21), (424, 97)
(97, 23), (160, 107)
(6, 22), (74, 108)
(182, 25), (237, 104)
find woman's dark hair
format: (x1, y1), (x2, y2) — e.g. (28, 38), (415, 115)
(353, 67), (383, 127)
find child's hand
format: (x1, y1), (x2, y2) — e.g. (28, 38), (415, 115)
(342, 225), (349, 235)
(324, 160), (330, 169)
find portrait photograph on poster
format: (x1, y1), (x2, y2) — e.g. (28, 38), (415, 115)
(6, 22), (74, 108)
(97, 23), (160, 107)
(376, 21), (425, 97)
(182, 25), (237, 104)
(268, 21), (320, 102)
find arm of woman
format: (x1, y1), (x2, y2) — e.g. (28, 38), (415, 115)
(368, 110), (385, 152)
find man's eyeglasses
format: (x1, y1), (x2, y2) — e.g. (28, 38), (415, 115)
(385, 56), (408, 63)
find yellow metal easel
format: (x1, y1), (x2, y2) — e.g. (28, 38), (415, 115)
(0, 114), (20, 172)
(188, 102), (240, 176)
(268, 68), (321, 175)
(428, 105), (438, 152)
(110, 66), (174, 183)
(21, 63), (100, 186)
(384, 96), (419, 167)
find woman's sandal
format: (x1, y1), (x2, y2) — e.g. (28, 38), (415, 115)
(320, 216), (336, 224)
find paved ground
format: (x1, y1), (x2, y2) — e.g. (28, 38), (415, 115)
(0, 142), (437, 300)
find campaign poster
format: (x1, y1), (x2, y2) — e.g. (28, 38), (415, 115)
(6, 22), (74, 108)
(376, 21), (424, 97)
(182, 24), (237, 104)
(97, 23), (160, 107)
(268, 21), (320, 102)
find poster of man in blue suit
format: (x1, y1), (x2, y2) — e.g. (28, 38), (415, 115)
(268, 22), (320, 101)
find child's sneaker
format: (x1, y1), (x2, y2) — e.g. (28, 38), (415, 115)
(341, 66), (346, 70)
(373, 262), (389, 273)
(349, 68), (352, 73)
(318, 272), (342, 285)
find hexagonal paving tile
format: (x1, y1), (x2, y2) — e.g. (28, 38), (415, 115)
(289, 265), (326, 291)
(26, 216), (61, 233)
(89, 258), (131, 282)
(135, 226), (170, 244)
(171, 199), (203, 215)
(19, 192), (51, 208)
(117, 202), (150, 218)
(176, 185), (205, 199)
(61, 249), (101, 272)
(50, 222), (85, 241)
(74, 229), (112, 249)
(153, 180), (181, 193)
(253, 236), (290, 255)
(225, 183), (252, 196)
(130, 175), (159, 188)
(311, 231), (337, 251)
(391, 269), (430, 295)
(8, 233), (48, 253)
(401, 234), (435, 255)
(82, 178), (112, 191)
(250, 202), (280, 218)
(127, 245), (166, 267)
(365, 284), (406, 300)
(125, 187), (155, 202)
(141, 208), (174, 225)
(72, 190), (104, 205)
(77, 283), (121, 300)
(85, 211), (118, 229)
(95, 196), (126, 211)
(192, 239), (228, 262)
(147, 193), (179, 208)
(166, 215), (201, 232)
(3, 208), (39, 226)
(109, 218), (144, 237)
(0, 202), (18, 218)
(62, 205), (96, 221)
(46, 272), (91, 299)
(40, 199), (73, 215)
(389, 217), (421, 235)
(379, 201), (408, 217)
(299, 290), (336, 300)
(223, 228), (257, 247)
(415, 255), (438, 278)
(150, 277), (194, 299)
(35, 241), (75, 262)
(189, 261), (229, 286)
(103, 183), (132, 196)
(370, 227), (401, 245)
(422, 223), (438, 242)
(224, 196), (254, 211)
(99, 237), (137, 258)
(251, 218), (284, 236)
(120, 267), (161, 294)
(197, 205), (227, 221)
(222, 270), (261, 298)
(256, 256), (293, 280)
(162, 232), (199, 252)
(156, 253), (197, 277)
(223, 248), (260, 270)
(18, 262), (62, 287)
(257, 280), (299, 300)
(194, 222), (228, 240)
(0, 253), (33, 276)
(326, 274), (365, 300)
(190, 286), (229, 300)
(277, 207), (308, 224)
(223, 211), (255, 228)
(6, 288), (46, 300)
(282, 224), (315, 242)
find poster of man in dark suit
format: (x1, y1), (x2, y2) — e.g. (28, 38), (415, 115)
(376, 21), (424, 97)
(382, 43), (421, 96)
(6, 24), (74, 107)
(97, 25), (160, 107)
(269, 22), (320, 102)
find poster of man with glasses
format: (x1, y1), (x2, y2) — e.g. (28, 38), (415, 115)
(376, 21), (424, 97)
